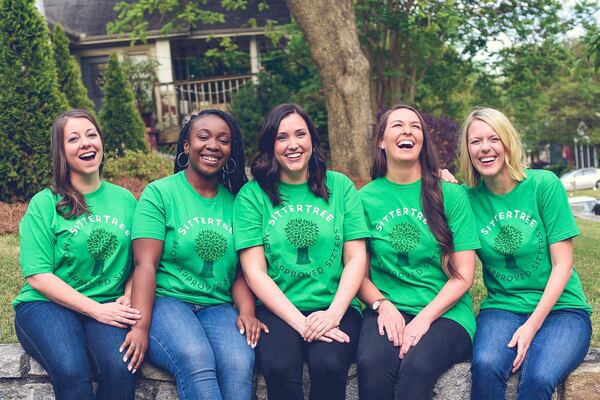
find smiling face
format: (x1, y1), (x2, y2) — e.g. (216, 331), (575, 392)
(467, 119), (509, 180)
(274, 112), (313, 183)
(63, 117), (103, 180)
(184, 114), (232, 178)
(380, 108), (424, 166)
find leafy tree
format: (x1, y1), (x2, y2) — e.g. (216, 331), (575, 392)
(422, 112), (460, 172)
(121, 55), (160, 114)
(109, 0), (373, 179)
(51, 24), (95, 112)
(0, 0), (69, 201)
(493, 225), (523, 269)
(389, 222), (420, 267)
(195, 230), (228, 278)
(98, 53), (148, 154)
(284, 218), (319, 265)
(230, 72), (291, 161)
(87, 228), (119, 276)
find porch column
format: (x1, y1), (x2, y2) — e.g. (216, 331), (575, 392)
(250, 36), (260, 83)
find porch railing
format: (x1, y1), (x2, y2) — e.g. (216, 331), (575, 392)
(155, 74), (255, 143)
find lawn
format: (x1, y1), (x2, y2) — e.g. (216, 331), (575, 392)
(0, 219), (598, 345)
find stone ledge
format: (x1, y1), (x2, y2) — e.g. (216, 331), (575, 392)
(0, 344), (598, 399)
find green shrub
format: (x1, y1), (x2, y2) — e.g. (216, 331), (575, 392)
(0, 0), (69, 201)
(51, 24), (95, 113)
(99, 53), (147, 155)
(103, 149), (172, 183)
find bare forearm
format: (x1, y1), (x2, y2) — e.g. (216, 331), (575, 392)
(129, 263), (156, 331)
(27, 273), (99, 317)
(418, 277), (471, 322)
(527, 264), (573, 329)
(357, 275), (387, 306)
(329, 257), (366, 319)
(232, 271), (257, 316)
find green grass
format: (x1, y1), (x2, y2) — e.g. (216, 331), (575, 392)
(0, 221), (598, 346)
(568, 188), (600, 199)
(0, 234), (23, 343)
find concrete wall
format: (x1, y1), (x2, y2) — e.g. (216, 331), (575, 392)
(0, 344), (598, 399)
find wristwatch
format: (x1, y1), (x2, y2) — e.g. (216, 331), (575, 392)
(371, 298), (389, 313)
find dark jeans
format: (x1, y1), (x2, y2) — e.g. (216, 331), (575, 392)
(255, 305), (362, 400)
(14, 301), (135, 400)
(356, 309), (472, 400)
(471, 308), (592, 400)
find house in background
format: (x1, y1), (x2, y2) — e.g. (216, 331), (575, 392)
(36, 0), (290, 144)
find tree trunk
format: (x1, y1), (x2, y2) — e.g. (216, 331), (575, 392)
(286, 0), (373, 180)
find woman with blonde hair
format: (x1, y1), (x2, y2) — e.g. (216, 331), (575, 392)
(460, 107), (591, 400)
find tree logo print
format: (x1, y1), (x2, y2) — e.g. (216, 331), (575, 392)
(389, 222), (421, 267)
(493, 225), (523, 269)
(195, 230), (228, 278)
(285, 218), (320, 265)
(87, 228), (118, 277)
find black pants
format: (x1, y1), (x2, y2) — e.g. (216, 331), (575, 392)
(256, 305), (362, 400)
(356, 309), (471, 400)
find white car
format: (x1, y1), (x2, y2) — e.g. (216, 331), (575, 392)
(560, 168), (600, 191)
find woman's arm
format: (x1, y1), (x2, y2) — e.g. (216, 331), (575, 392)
(357, 260), (406, 347)
(507, 239), (574, 372)
(399, 249), (475, 358)
(27, 274), (141, 327)
(119, 238), (163, 373)
(232, 269), (269, 348)
(303, 239), (366, 341)
(239, 245), (348, 343)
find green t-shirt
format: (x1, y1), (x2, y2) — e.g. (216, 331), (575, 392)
(467, 169), (591, 314)
(233, 170), (369, 311)
(13, 182), (137, 309)
(359, 178), (481, 339)
(132, 171), (237, 306)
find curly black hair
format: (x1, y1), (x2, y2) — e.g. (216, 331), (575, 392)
(174, 109), (248, 194)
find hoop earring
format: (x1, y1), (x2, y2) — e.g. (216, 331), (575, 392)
(222, 158), (237, 174)
(176, 152), (189, 169)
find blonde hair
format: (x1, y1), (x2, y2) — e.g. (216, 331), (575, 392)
(459, 107), (527, 187)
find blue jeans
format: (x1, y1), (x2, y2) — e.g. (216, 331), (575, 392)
(14, 301), (135, 400)
(471, 308), (592, 400)
(147, 297), (255, 400)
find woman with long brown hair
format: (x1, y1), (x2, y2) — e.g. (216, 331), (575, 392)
(234, 103), (368, 400)
(356, 104), (480, 400)
(13, 109), (139, 400)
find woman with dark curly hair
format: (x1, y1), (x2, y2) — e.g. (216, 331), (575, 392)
(14, 109), (139, 400)
(121, 109), (266, 400)
(234, 103), (368, 400)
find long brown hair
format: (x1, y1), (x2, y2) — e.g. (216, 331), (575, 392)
(51, 109), (103, 219)
(372, 104), (458, 279)
(251, 103), (329, 206)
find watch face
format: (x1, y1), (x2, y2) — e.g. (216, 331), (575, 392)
(372, 300), (380, 311)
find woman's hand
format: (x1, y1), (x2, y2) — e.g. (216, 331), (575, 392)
(115, 295), (131, 307)
(508, 322), (538, 372)
(399, 313), (432, 359)
(438, 169), (458, 183)
(236, 314), (269, 348)
(318, 326), (350, 343)
(303, 310), (341, 342)
(119, 327), (148, 374)
(91, 302), (141, 328)
(376, 301), (405, 347)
